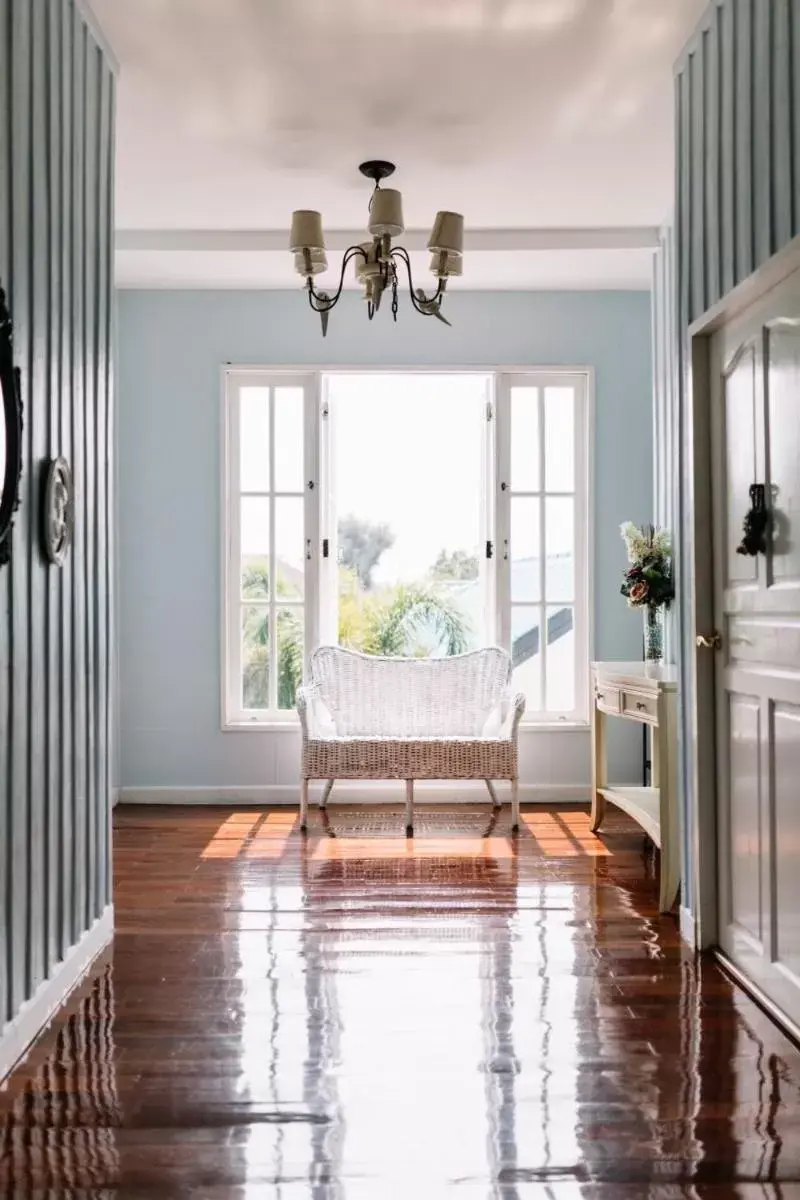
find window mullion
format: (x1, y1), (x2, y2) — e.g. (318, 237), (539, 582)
(575, 379), (589, 719)
(539, 386), (547, 712)
(269, 387), (278, 710)
(482, 377), (496, 645)
(496, 374), (511, 652)
(228, 381), (243, 722)
(304, 375), (320, 669)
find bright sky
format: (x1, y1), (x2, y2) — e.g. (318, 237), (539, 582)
(239, 373), (576, 587)
(328, 373), (486, 584)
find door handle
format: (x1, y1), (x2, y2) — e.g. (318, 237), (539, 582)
(696, 632), (722, 650)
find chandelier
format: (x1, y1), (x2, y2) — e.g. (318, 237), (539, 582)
(290, 160), (464, 336)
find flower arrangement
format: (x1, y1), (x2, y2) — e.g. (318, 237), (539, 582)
(619, 522), (674, 609)
(620, 523), (674, 663)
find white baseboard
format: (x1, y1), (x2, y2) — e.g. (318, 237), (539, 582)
(679, 904), (696, 949)
(0, 905), (114, 1083)
(118, 782), (591, 806)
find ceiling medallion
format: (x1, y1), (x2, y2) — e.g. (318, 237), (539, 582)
(43, 456), (74, 567)
(290, 160), (463, 337)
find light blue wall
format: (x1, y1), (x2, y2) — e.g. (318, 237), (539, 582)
(117, 289), (652, 790)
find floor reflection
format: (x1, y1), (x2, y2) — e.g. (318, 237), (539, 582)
(0, 962), (121, 1192)
(297, 814), (521, 1195)
(2, 804), (800, 1194)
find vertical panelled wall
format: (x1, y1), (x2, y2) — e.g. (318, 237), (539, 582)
(651, 226), (678, 646)
(0, 0), (115, 1030)
(672, 0), (800, 918)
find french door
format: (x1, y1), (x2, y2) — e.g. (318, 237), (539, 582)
(223, 368), (589, 725)
(710, 266), (800, 1028)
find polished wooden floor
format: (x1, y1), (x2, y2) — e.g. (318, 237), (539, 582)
(3, 804), (800, 1197)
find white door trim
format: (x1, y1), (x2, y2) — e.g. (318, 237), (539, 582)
(687, 232), (800, 950)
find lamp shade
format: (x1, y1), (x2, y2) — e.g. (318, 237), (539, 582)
(290, 210), (325, 253)
(427, 211), (464, 256)
(368, 188), (404, 237)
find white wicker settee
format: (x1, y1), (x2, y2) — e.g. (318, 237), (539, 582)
(297, 646), (525, 834)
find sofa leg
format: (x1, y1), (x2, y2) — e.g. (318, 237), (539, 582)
(320, 779), (334, 809)
(405, 779), (414, 837)
(300, 778), (309, 833)
(511, 777), (519, 834)
(485, 780), (500, 809)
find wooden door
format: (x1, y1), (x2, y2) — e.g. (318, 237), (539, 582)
(711, 267), (800, 1028)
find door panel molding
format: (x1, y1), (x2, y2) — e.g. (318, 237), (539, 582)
(691, 240), (800, 1030)
(688, 233), (800, 955)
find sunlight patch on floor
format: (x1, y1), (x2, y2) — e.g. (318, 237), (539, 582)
(199, 812), (264, 858)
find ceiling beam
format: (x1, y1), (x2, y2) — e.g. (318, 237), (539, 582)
(116, 227), (661, 254)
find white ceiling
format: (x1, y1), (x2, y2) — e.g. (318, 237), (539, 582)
(93, 0), (708, 290)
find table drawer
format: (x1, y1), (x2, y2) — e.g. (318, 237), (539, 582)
(595, 684), (621, 715)
(622, 688), (659, 724)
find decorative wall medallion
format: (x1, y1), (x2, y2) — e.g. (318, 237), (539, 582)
(0, 284), (23, 568)
(44, 456), (74, 566)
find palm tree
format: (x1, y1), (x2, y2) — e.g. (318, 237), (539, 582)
(338, 570), (470, 656)
(241, 562), (472, 711)
(361, 584), (470, 656)
(241, 561), (304, 709)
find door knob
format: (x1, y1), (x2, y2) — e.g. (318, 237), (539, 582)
(696, 632), (722, 650)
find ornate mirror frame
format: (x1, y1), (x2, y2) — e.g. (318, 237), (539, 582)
(0, 284), (23, 568)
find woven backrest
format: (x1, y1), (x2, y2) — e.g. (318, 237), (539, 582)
(308, 646), (511, 737)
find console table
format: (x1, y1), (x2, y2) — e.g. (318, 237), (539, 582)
(591, 662), (680, 913)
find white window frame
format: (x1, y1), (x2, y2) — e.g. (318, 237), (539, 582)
(222, 365), (593, 730)
(222, 369), (318, 728)
(496, 371), (592, 724)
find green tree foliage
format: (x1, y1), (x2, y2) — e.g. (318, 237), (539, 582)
(241, 562), (304, 710)
(430, 548), (479, 581)
(338, 571), (470, 657)
(241, 551), (472, 712)
(337, 514), (395, 590)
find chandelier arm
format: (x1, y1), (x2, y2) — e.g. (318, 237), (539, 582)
(390, 246), (447, 314)
(306, 245), (369, 311)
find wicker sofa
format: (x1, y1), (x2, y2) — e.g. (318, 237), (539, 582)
(297, 645), (525, 834)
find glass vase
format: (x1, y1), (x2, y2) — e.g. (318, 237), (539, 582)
(643, 605), (664, 665)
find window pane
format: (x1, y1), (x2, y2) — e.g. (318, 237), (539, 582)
(546, 605), (575, 712)
(511, 605), (542, 710)
(544, 387), (574, 491)
(275, 497), (304, 600)
(545, 497), (574, 601)
(242, 606), (269, 709)
(274, 387), (304, 493)
(241, 497), (270, 599)
(276, 607), (303, 709)
(240, 387), (270, 492)
(510, 497), (541, 602)
(510, 387), (539, 492)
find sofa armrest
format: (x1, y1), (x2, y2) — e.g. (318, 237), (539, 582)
(499, 692), (526, 740)
(297, 685), (336, 740)
(297, 686), (313, 740)
(481, 691), (526, 739)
